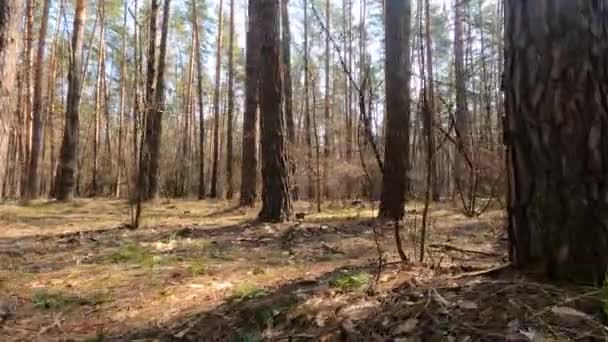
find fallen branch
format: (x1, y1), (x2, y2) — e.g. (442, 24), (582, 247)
(428, 243), (501, 257)
(451, 262), (512, 279)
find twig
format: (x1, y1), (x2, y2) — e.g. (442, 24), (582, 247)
(451, 262), (512, 279)
(428, 243), (501, 257)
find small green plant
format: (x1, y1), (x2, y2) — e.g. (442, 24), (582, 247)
(234, 283), (270, 301)
(32, 290), (89, 309)
(109, 244), (174, 267)
(330, 271), (370, 292)
(187, 258), (206, 276)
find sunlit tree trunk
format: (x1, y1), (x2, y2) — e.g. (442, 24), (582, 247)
(0, 0), (21, 199)
(506, 1), (608, 284)
(225, 0), (235, 199)
(55, 0), (86, 201)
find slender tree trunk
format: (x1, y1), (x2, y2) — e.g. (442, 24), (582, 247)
(116, 0), (128, 198)
(55, 0), (86, 201)
(505, 1), (608, 284)
(92, 1), (106, 196)
(225, 0), (235, 199)
(239, 0), (260, 206)
(0, 0), (21, 199)
(281, 0), (296, 200)
(257, 0), (292, 222)
(379, 0), (412, 220)
(424, 0), (439, 201)
(453, 0), (469, 196)
(192, 0), (206, 200)
(323, 0), (331, 199)
(210, 0), (224, 198)
(303, 0), (314, 201)
(24, 0), (51, 198)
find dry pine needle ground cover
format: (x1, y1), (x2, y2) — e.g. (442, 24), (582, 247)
(0, 199), (605, 341)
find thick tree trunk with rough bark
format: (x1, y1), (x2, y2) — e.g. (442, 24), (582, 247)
(379, 0), (411, 220)
(257, 0), (292, 222)
(239, 0), (259, 207)
(453, 0), (470, 195)
(505, 1), (608, 284)
(0, 0), (21, 199)
(55, 0), (86, 201)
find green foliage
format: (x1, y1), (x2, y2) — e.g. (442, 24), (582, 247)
(32, 290), (89, 309)
(109, 244), (175, 268)
(330, 271), (370, 292)
(233, 283), (270, 301)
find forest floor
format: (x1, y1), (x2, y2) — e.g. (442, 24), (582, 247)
(0, 199), (606, 341)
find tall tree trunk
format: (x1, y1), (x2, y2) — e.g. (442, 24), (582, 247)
(210, 0), (224, 198)
(257, 0), (292, 222)
(24, 0), (51, 198)
(0, 0), (21, 199)
(92, 0), (106, 196)
(281, 0), (296, 200)
(55, 0), (86, 201)
(192, 0), (206, 200)
(20, 0), (34, 196)
(46, 0), (64, 197)
(116, 0), (128, 198)
(379, 0), (412, 220)
(240, 0), (259, 206)
(505, 1), (608, 284)
(323, 0), (331, 199)
(424, 0), (439, 201)
(453, 0), (469, 196)
(303, 0), (314, 201)
(225, 0), (235, 199)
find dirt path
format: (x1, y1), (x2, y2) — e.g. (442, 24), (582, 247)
(0, 200), (603, 341)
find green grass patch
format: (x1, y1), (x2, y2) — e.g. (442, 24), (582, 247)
(32, 289), (91, 309)
(233, 283), (270, 301)
(330, 271), (370, 292)
(109, 244), (176, 268)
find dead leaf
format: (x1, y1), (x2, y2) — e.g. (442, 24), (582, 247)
(458, 300), (478, 310)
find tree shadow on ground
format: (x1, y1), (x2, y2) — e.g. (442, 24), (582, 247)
(106, 263), (607, 342)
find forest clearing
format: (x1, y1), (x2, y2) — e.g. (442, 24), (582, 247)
(0, 199), (606, 341)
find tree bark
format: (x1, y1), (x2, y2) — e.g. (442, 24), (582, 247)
(192, 0), (205, 200)
(55, 0), (86, 201)
(257, 0), (292, 222)
(506, 0), (608, 284)
(239, 0), (259, 206)
(210, 0), (224, 199)
(379, 0), (412, 220)
(453, 0), (470, 195)
(323, 0), (331, 199)
(24, 0), (50, 198)
(0, 0), (21, 199)
(225, 0), (235, 199)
